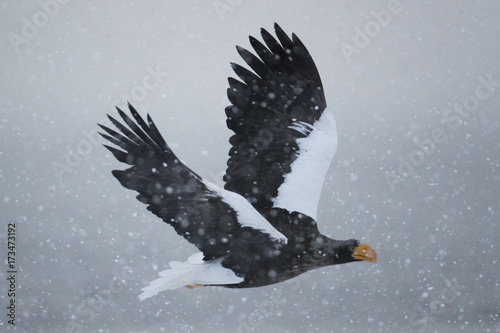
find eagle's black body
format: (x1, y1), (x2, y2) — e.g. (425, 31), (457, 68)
(220, 208), (362, 288)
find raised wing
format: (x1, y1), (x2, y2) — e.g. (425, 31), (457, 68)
(99, 103), (286, 260)
(224, 23), (337, 220)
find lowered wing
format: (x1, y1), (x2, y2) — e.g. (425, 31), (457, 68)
(99, 103), (287, 261)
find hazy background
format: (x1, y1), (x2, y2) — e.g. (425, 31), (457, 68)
(1, 1), (499, 332)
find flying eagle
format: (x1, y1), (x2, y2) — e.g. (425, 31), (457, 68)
(99, 23), (377, 301)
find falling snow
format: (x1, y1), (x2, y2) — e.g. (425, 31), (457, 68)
(1, 1), (500, 333)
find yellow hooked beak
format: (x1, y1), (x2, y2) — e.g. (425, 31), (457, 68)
(352, 244), (377, 263)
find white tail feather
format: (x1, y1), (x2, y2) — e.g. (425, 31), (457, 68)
(138, 252), (243, 301)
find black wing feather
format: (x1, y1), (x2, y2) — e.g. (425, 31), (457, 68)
(100, 104), (280, 260)
(223, 23), (327, 213)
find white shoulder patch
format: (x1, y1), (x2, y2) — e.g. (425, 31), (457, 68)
(204, 181), (288, 245)
(273, 108), (338, 221)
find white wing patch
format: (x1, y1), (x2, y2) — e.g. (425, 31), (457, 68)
(288, 121), (314, 136)
(204, 181), (288, 245)
(273, 108), (338, 221)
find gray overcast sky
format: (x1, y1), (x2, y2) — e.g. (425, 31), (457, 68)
(1, 1), (499, 332)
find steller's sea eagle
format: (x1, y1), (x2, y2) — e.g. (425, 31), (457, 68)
(99, 23), (377, 301)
